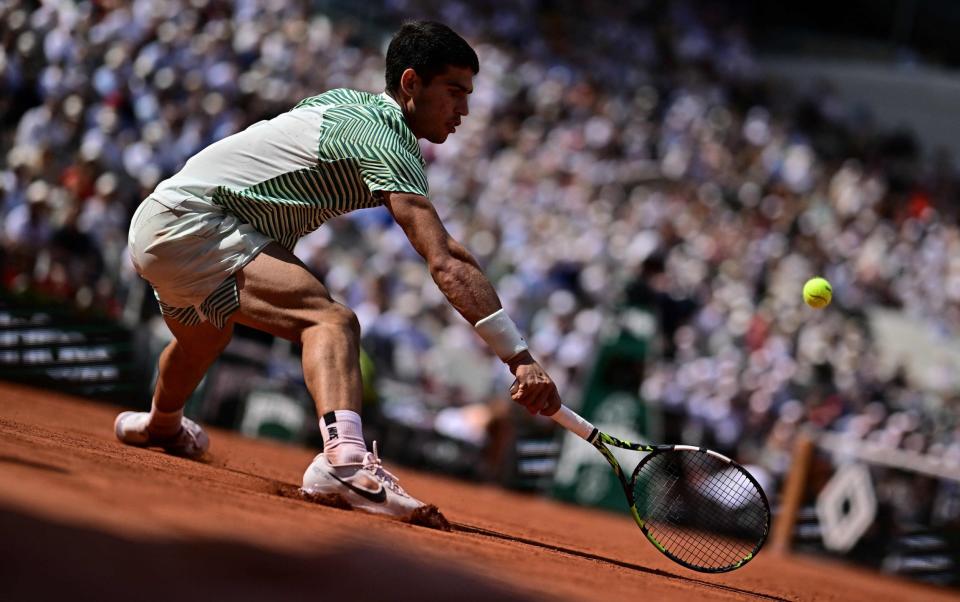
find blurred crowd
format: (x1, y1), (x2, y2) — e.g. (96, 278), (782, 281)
(2, 0), (959, 481)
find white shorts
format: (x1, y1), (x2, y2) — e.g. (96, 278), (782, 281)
(128, 196), (273, 329)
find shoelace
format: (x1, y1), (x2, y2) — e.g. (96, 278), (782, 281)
(361, 441), (408, 496)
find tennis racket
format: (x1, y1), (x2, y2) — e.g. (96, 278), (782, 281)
(543, 400), (770, 573)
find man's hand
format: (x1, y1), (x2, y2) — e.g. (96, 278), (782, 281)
(508, 351), (561, 416)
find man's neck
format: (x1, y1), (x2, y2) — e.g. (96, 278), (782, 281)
(384, 90), (416, 136)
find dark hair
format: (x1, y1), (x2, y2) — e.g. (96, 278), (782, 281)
(385, 21), (479, 93)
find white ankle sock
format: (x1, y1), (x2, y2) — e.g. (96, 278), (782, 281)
(320, 410), (367, 465)
(148, 403), (183, 437)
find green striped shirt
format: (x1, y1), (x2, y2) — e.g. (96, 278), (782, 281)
(155, 89), (428, 252)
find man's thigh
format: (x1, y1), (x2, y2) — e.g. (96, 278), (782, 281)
(232, 242), (338, 341)
(163, 313), (234, 361)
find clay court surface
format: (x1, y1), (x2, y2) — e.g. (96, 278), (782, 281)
(1, 382), (957, 601)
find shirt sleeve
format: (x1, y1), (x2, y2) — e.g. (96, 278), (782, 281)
(356, 145), (429, 198)
(319, 110), (429, 198)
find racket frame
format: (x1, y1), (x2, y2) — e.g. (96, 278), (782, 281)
(552, 405), (770, 572)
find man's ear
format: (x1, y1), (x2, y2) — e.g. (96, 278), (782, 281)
(400, 68), (420, 97)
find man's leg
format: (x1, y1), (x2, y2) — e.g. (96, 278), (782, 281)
(149, 316), (234, 434)
(231, 243), (368, 464)
(115, 316), (232, 457)
(231, 243), (362, 418)
(231, 243), (424, 517)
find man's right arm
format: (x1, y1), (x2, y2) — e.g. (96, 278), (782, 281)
(382, 191), (500, 325)
(381, 190), (560, 415)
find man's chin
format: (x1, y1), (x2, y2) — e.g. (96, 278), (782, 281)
(428, 131), (450, 144)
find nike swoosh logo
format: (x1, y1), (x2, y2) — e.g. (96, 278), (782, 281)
(328, 471), (387, 503)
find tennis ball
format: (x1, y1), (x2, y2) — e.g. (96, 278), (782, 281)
(803, 277), (832, 309)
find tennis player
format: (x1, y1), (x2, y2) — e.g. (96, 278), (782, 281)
(115, 21), (561, 520)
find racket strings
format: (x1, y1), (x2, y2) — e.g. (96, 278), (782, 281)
(632, 451), (768, 571)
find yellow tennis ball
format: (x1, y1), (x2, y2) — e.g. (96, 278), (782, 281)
(803, 277), (832, 309)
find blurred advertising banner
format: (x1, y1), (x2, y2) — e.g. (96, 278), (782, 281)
(775, 432), (960, 588)
(0, 292), (149, 403)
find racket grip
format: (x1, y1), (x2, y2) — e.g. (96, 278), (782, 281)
(551, 405), (596, 441)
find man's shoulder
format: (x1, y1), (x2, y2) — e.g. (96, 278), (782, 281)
(294, 88), (378, 110)
(294, 89), (404, 128)
(303, 90), (418, 157)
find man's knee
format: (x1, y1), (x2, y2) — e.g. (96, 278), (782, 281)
(310, 303), (360, 340)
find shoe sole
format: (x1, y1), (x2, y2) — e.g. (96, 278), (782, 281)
(299, 488), (450, 530)
(299, 489), (353, 510)
(299, 486), (404, 518)
(300, 488), (417, 521)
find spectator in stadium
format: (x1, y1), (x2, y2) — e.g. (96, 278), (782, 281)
(112, 21), (562, 521)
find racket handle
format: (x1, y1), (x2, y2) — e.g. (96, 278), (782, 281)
(550, 404), (596, 441)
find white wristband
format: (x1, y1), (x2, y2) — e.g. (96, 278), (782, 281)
(474, 309), (528, 362)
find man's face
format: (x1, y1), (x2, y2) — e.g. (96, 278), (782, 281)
(403, 65), (473, 143)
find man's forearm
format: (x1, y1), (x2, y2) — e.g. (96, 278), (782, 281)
(430, 254), (502, 325)
(414, 227), (528, 362)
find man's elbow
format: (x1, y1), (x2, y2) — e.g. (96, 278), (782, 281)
(427, 253), (455, 278)
(446, 239), (481, 269)
(427, 255), (463, 289)
(424, 239), (479, 283)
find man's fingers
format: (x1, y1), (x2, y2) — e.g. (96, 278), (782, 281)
(512, 379), (539, 408)
(539, 389), (561, 416)
(510, 369), (561, 416)
(531, 387), (557, 415)
(525, 384), (550, 413)
(511, 379), (540, 402)
(510, 378), (560, 416)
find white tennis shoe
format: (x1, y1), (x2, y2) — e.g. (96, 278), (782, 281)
(114, 411), (210, 459)
(302, 442), (425, 520)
